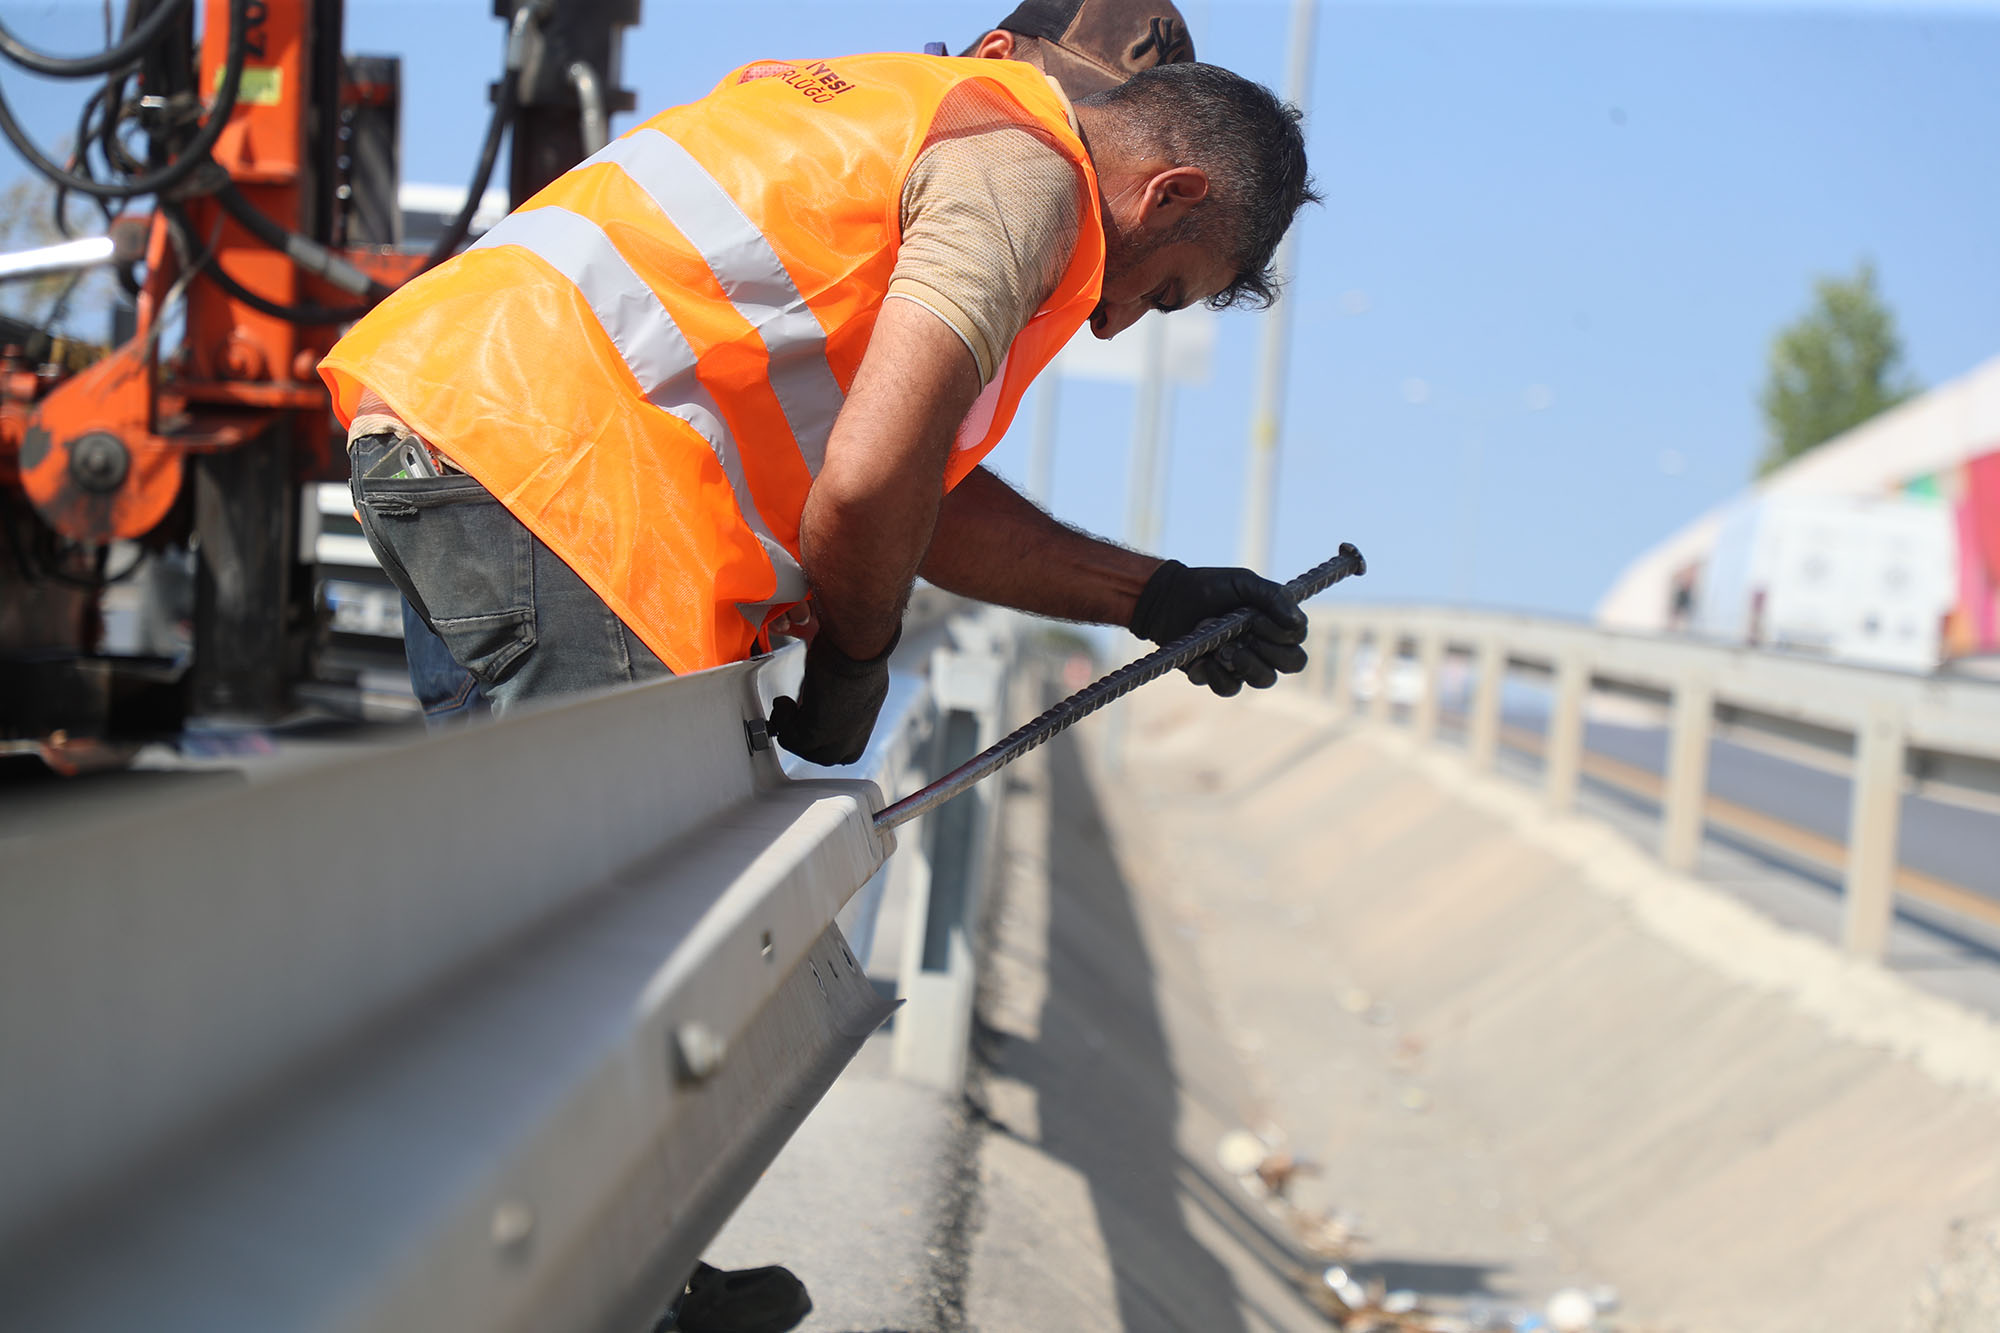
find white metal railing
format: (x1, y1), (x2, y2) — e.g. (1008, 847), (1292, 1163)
(0, 599), (1014, 1332)
(1306, 606), (2000, 961)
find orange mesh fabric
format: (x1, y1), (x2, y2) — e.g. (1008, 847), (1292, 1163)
(321, 55), (1105, 673)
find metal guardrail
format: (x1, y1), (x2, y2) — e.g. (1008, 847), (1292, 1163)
(0, 599), (1016, 1332)
(1307, 606), (2000, 961)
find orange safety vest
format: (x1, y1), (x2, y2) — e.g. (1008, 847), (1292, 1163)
(320, 54), (1106, 675)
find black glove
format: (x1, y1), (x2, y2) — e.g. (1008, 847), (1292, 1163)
(1129, 560), (1309, 698)
(769, 628), (898, 766)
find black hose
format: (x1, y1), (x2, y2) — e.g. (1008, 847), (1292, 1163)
(165, 205), (370, 326)
(167, 16), (517, 322)
(190, 31), (517, 322)
(54, 80), (131, 235)
(0, 0), (246, 200)
(421, 72), (517, 270)
(215, 184), (393, 300)
(195, 257), (370, 326)
(0, 0), (194, 80)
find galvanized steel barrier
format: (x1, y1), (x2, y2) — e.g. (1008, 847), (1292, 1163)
(0, 598), (1016, 1332)
(1306, 606), (2000, 961)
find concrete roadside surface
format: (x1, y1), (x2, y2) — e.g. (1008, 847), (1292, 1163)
(1104, 680), (2000, 1333)
(710, 661), (2000, 1331)
(705, 666), (1337, 1332)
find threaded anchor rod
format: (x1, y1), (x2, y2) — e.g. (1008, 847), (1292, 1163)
(874, 543), (1366, 833)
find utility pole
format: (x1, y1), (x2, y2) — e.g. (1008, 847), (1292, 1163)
(1237, 0), (1318, 573)
(1107, 313), (1171, 772)
(1027, 376), (1059, 506)
(1125, 313), (1170, 552)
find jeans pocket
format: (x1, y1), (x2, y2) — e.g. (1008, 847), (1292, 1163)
(432, 605), (536, 686)
(353, 470), (538, 688)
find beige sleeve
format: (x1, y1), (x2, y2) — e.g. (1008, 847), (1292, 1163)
(887, 125), (1084, 385)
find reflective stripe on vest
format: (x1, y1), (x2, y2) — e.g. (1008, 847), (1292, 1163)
(595, 130), (845, 474)
(470, 202), (808, 618)
(321, 54), (1107, 674)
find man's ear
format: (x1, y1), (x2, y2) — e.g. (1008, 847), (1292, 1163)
(972, 30), (1016, 59)
(1140, 166), (1210, 233)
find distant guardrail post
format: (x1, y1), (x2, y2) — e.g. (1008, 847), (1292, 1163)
(1545, 652), (1587, 811)
(1411, 629), (1443, 742)
(1659, 674), (1716, 872)
(1303, 619), (1336, 697)
(1370, 625), (1397, 722)
(893, 618), (1011, 1092)
(1328, 619), (1359, 714)
(1841, 699), (1907, 960)
(1468, 636), (1504, 770)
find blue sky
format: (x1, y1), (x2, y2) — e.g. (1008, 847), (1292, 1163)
(3, 0), (1997, 617)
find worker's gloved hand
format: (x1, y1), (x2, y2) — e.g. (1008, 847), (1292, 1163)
(1129, 560), (1309, 698)
(768, 628), (899, 766)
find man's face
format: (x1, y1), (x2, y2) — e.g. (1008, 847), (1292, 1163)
(1090, 220), (1233, 339)
(1087, 165), (1233, 339)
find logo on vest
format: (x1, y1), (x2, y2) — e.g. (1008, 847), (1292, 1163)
(781, 60), (855, 105)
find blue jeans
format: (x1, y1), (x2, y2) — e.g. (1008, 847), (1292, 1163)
(349, 431), (671, 716)
(402, 599), (489, 726)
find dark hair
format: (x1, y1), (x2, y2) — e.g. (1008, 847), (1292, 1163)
(1076, 62), (1318, 310)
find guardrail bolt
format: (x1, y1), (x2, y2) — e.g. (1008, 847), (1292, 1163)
(675, 1021), (728, 1083)
(744, 718), (771, 753)
(489, 1200), (535, 1262)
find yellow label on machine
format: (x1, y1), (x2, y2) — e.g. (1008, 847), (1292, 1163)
(217, 67), (284, 106)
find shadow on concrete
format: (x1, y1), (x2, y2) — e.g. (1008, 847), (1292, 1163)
(1006, 725), (1255, 1331)
(1221, 719), (1353, 802)
(1343, 1259), (1509, 1299)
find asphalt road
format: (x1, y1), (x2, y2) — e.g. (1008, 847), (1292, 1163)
(1489, 710), (2000, 905)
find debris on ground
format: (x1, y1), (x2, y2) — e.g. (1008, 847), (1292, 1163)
(1216, 1128), (1357, 1258)
(1908, 1214), (2000, 1333)
(1218, 1130), (1634, 1332)
(1307, 1271), (1629, 1333)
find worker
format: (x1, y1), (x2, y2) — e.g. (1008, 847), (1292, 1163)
(392, 0), (1203, 729)
(324, 35), (1313, 1333)
(331, 48), (1314, 745)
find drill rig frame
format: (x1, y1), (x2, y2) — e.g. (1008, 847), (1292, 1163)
(0, 0), (635, 759)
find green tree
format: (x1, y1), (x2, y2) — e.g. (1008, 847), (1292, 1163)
(1757, 260), (1919, 476)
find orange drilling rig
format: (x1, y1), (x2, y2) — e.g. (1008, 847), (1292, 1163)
(0, 0), (634, 763)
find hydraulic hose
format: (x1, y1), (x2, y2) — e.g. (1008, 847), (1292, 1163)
(215, 184), (393, 300)
(195, 1), (526, 319)
(189, 254), (370, 326)
(165, 204), (370, 326)
(0, 0), (194, 79)
(872, 543), (1368, 833)
(419, 11), (532, 270)
(0, 0), (247, 200)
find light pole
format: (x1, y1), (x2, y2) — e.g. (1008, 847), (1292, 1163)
(1125, 313), (1171, 552)
(1237, 0), (1319, 574)
(1026, 376), (1059, 506)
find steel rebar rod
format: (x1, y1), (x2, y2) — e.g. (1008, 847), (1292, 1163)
(875, 542), (1366, 833)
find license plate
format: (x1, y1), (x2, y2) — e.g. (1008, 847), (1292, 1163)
(326, 581), (405, 638)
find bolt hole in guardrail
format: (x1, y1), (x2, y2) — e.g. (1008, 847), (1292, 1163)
(489, 1201), (535, 1262)
(674, 1022), (728, 1085)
